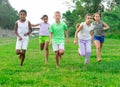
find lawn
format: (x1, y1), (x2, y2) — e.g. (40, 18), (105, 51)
(0, 37), (120, 87)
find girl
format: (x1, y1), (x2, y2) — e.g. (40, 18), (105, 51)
(74, 14), (94, 64)
(93, 12), (109, 62)
(32, 15), (50, 64)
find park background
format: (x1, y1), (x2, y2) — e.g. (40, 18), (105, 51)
(0, 0), (120, 86)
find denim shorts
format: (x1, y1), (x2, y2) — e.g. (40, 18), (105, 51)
(94, 35), (104, 43)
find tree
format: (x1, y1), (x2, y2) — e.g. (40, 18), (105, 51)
(63, 0), (104, 36)
(0, 0), (18, 29)
(63, 0), (120, 37)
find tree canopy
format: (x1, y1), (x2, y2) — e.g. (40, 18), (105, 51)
(63, 0), (120, 37)
(0, 0), (18, 29)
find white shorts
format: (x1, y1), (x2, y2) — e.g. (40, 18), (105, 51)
(16, 36), (29, 50)
(52, 43), (64, 51)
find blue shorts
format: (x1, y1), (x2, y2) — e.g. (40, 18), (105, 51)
(94, 35), (104, 43)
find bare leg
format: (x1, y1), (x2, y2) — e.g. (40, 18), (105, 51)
(94, 40), (101, 62)
(100, 43), (103, 52)
(20, 50), (26, 66)
(45, 42), (49, 64)
(59, 49), (64, 60)
(40, 43), (45, 51)
(16, 49), (22, 60)
(55, 51), (59, 68)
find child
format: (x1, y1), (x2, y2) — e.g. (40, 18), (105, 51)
(32, 15), (50, 64)
(74, 14), (94, 64)
(14, 9), (32, 66)
(49, 11), (69, 68)
(93, 12), (109, 62)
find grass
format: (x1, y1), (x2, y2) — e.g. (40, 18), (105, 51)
(0, 37), (120, 87)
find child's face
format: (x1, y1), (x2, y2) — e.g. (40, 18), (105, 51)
(19, 12), (26, 21)
(54, 13), (61, 21)
(86, 16), (92, 23)
(42, 17), (48, 23)
(94, 14), (101, 21)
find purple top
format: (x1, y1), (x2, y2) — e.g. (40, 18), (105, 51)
(39, 22), (50, 36)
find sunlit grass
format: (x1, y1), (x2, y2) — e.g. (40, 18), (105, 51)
(0, 37), (120, 87)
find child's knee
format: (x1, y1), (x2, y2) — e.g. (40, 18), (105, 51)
(16, 50), (20, 55)
(59, 50), (64, 55)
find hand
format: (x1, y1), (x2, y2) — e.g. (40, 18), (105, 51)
(19, 37), (22, 40)
(74, 38), (77, 45)
(24, 33), (29, 36)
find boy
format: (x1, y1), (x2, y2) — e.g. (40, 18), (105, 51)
(49, 11), (69, 68)
(14, 9), (32, 66)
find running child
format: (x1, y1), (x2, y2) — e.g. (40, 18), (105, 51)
(93, 12), (109, 62)
(14, 9), (32, 66)
(32, 15), (50, 64)
(49, 11), (69, 68)
(74, 14), (94, 64)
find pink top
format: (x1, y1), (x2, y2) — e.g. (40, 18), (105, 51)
(39, 22), (50, 36)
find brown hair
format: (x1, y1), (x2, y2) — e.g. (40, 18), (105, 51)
(93, 12), (101, 20)
(85, 13), (92, 18)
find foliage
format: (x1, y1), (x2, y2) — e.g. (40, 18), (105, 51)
(63, 0), (120, 37)
(102, 6), (120, 32)
(63, 0), (104, 37)
(0, 0), (18, 29)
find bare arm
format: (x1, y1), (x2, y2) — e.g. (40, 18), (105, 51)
(24, 21), (32, 36)
(49, 32), (52, 45)
(65, 30), (69, 43)
(31, 23), (39, 27)
(74, 25), (83, 44)
(14, 22), (22, 40)
(90, 30), (95, 45)
(28, 21), (32, 35)
(103, 22), (109, 30)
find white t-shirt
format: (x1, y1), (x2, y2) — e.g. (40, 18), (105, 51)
(78, 22), (94, 40)
(17, 20), (29, 37)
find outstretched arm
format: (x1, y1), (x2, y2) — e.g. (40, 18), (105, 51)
(31, 23), (39, 27)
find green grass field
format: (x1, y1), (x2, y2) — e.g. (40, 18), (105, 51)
(0, 37), (120, 87)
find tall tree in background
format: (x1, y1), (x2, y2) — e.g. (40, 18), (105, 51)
(0, 0), (18, 29)
(63, 0), (104, 36)
(63, 0), (120, 36)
